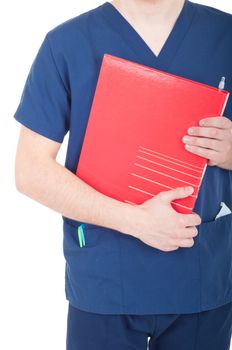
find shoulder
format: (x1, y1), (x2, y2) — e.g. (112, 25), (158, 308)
(44, 3), (103, 47)
(192, 1), (232, 28)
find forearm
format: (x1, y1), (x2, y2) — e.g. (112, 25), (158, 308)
(15, 157), (135, 233)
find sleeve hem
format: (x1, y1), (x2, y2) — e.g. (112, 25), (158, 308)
(14, 113), (66, 143)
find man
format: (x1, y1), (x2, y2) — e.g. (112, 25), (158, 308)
(14, 0), (232, 349)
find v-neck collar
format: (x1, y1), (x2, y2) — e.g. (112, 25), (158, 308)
(100, 0), (197, 70)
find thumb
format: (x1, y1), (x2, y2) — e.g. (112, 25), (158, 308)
(158, 186), (194, 203)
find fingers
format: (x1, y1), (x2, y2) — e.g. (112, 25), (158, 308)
(167, 237), (195, 249)
(186, 125), (229, 140)
(177, 212), (202, 227)
(150, 226), (198, 252)
(171, 225), (198, 239)
(159, 237), (194, 251)
(199, 116), (232, 129)
(159, 186), (194, 203)
(176, 238), (195, 248)
(168, 226), (198, 249)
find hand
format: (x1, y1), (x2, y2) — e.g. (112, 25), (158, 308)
(127, 186), (201, 252)
(182, 116), (232, 170)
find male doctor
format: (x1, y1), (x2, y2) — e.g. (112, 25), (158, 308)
(14, 0), (232, 349)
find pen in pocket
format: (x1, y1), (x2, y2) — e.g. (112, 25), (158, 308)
(218, 76), (225, 90)
(77, 224), (86, 248)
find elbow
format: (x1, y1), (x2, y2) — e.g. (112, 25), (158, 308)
(14, 157), (30, 194)
(15, 168), (27, 194)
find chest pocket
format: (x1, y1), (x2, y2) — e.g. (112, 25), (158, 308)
(64, 221), (103, 248)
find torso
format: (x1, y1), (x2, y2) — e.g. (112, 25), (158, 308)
(47, 0), (232, 314)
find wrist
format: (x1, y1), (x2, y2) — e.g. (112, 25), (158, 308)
(114, 202), (142, 237)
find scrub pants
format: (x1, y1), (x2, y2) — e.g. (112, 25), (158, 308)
(66, 301), (232, 350)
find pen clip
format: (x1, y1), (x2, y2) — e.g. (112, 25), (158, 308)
(218, 76), (225, 90)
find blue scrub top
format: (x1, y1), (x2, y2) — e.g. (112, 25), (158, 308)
(14, 0), (232, 314)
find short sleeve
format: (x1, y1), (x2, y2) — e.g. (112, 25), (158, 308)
(13, 33), (70, 143)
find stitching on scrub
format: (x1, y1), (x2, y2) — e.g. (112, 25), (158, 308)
(86, 11), (99, 66)
(46, 32), (71, 96)
(169, 3), (198, 71)
(70, 14), (99, 67)
(150, 314), (157, 339)
(118, 235), (126, 313)
(64, 220), (98, 231)
(100, 7), (145, 62)
(202, 294), (232, 310)
(14, 116), (65, 143)
(194, 312), (199, 350)
(64, 220), (81, 229)
(203, 212), (232, 225)
(197, 231), (202, 311)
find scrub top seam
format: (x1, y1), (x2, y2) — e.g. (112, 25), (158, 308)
(100, 2), (160, 61)
(86, 11), (100, 66)
(118, 235), (126, 313)
(197, 233), (202, 311)
(167, 2), (198, 71)
(194, 311), (199, 350)
(46, 33), (71, 96)
(99, 7), (148, 64)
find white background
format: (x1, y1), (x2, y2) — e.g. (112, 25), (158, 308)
(1, 1), (232, 349)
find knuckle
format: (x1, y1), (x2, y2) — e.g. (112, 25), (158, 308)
(226, 143), (231, 152)
(221, 118), (228, 127)
(210, 139), (217, 148)
(160, 244), (174, 252)
(189, 226), (198, 235)
(191, 214), (201, 226)
(191, 137), (196, 145)
(168, 238), (177, 246)
(166, 246), (178, 251)
(196, 215), (202, 225)
(178, 216), (186, 227)
(168, 246), (177, 251)
(192, 227), (198, 237)
(177, 186), (184, 192)
(156, 192), (164, 200)
(188, 238), (195, 247)
(209, 128), (218, 137)
(222, 154), (227, 163)
(160, 246), (170, 252)
(172, 231), (181, 239)
(180, 238), (194, 247)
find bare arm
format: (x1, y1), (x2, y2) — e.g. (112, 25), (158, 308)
(14, 125), (201, 251)
(14, 125), (134, 233)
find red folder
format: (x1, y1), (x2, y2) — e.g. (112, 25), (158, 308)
(76, 54), (229, 213)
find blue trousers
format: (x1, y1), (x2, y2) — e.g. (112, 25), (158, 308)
(66, 301), (232, 350)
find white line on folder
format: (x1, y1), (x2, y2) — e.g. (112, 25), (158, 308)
(129, 173), (197, 197)
(138, 146), (205, 170)
(128, 185), (157, 196)
(127, 185), (192, 210)
(136, 155), (201, 179)
(133, 164), (198, 187)
(170, 201), (192, 210)
(137, 150), (202, 173)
